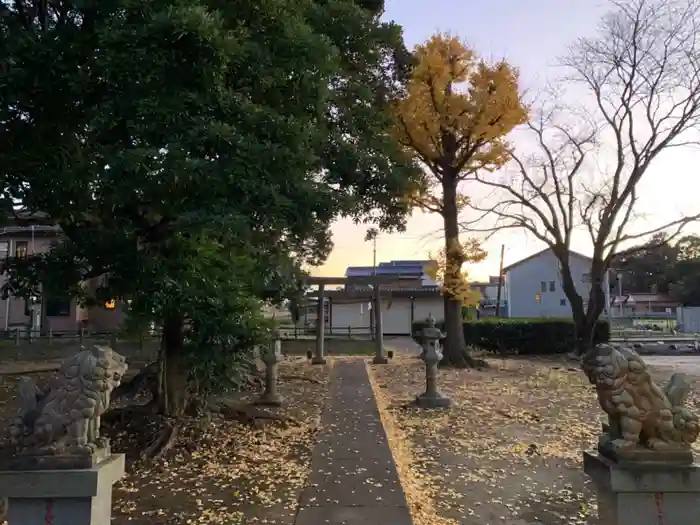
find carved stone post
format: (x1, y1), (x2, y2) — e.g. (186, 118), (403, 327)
(258, 331), (284, 406)
(415, 315), (451, 408)
(312, 284), (326, 365)
(0, 345), (128, 525)
(372, 284), (388, 365)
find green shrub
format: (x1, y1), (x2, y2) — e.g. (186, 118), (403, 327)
(411, 317), (610, 355)
(462, 318), (609, 355)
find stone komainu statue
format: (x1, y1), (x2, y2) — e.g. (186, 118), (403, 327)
(9, 345), (128, 455)
(582, 343), (700, 461)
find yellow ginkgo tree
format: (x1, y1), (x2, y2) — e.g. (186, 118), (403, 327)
(426, 238), (487, 307)
(394, 34), (527, 367)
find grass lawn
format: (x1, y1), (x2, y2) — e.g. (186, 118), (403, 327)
(368, 356), (700, 525)
(0, 357), (333, 525)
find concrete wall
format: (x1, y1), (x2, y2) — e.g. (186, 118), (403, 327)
(677, 307), (700, 332)
(412, 297), (445, 323)
(506, 250), (592, 318)
(330, 302), (370, 333)
(329, 296), (444, 335)
(381, 298), (412, 335)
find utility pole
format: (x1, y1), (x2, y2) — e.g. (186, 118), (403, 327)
(495, 244), (505, 317)
(365, 228), (379, 336)
(618, 272), (624, 318)
(372, 236), (377, 275)
(366, 228), (378, 275)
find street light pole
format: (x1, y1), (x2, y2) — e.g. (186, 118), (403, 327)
(372, 236), (377, 275)
(618, 272), (624, 317)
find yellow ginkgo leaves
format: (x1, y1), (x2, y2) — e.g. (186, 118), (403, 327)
(426, 238), (487, 307)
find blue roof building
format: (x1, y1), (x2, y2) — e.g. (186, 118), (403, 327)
(344, 260), (437, 287)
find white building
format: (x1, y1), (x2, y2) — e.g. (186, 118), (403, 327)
(314, 260), (445, 336)
(504, 248), (595, 318)
(470, 275), (507, 316)
(325, 288), (444, 336)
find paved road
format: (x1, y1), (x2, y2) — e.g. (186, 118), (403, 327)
(645, 355), (700, 375)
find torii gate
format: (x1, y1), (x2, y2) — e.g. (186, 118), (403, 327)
(304, 275), (398, 365)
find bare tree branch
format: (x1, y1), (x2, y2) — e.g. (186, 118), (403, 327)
(463, 0), (700, 351)
(609, 214), (700, 259)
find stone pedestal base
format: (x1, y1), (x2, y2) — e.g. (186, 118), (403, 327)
(0, 454), (125, 525)
(583, 450), (700, 525)
(311, 356), (327, 365)
(372, 355), (389, 365)
(414, 391), (452, 408)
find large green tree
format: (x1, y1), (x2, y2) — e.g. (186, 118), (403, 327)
(613, 233), (678, 294)
(616, 234), (700, 307)
(0, 0), (417, 417)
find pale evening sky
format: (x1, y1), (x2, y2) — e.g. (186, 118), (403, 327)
(312, 0), (698, 281)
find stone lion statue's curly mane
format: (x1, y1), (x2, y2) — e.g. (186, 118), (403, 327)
(11, 345), (127, 455)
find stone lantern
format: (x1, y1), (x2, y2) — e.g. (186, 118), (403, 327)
(415, 314), (451, 408)
(258, 330), (284, 406)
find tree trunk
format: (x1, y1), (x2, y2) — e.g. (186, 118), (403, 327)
(574, 316), (596, 356)
(157, 314), (189, 417)
(576, 278), (606, 356)
(440, 176), (478, 368)
(559, 255), (606, 357)
(553, 249), (599, 357)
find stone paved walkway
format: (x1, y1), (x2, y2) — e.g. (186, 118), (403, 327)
(294, 360), (413, 525)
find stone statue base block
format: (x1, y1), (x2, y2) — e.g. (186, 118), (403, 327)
(414, 391), (452, 409)
(598, 440), (694, 467)
(583, 450), (700, 525)
(0, 453), (125, 525)
(3, 446), (112, 471)
(311, 356), (327, 365)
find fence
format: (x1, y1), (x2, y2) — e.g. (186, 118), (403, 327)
(277, 324), (375, 340)
(0, 328), (160, 361)
(1, 328), (160, 345)
(609, 315), (677, 336)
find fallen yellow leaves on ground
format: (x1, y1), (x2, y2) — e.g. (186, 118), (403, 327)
(369, 357), (700, 525)
(111, 358), (332, 525)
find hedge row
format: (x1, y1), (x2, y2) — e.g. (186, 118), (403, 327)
(411, 318), (610, 355)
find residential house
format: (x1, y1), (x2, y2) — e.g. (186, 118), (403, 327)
(610, 293), (679, 318)
(470, 275), (507, 316)
(0, 225), (125, 334)
(504, 248), (594, 318)
(323, 260), (444, 335)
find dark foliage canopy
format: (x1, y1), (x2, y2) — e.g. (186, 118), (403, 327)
(0, 0), (417, 306)
(0, 0), (418, 405)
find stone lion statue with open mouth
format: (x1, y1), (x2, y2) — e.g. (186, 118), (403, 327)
(582, 343), (699, 462)
(10, 345), (128, 456)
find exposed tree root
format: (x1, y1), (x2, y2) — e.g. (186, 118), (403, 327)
(214, 402), (298, 428)
(102, 402), (157, 425)
(439, 349), (488, 369)
(278, 373), (322, 384)
(142, 421), (180, 461)
(112, 362), (159, 400)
